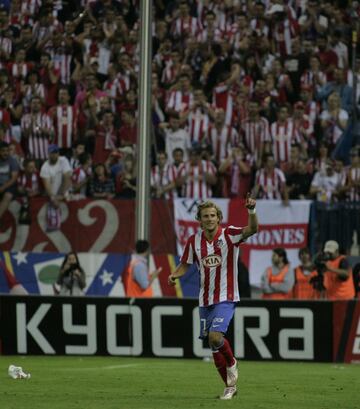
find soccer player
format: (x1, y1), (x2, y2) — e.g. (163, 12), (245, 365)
(168, 194), (258, 400)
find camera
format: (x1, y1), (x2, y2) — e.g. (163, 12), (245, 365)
(313, 252), (331, 274)
(309, 252), (331, 292)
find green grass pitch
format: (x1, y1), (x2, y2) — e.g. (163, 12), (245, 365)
(0, 356), (359, 409)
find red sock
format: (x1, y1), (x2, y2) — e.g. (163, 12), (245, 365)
(212, 350), (227, 385)
(219, 338), (235, 367)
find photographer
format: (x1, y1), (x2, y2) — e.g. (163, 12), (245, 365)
(56, 252), (86, 296)
(293, 248), (321, 299)
(322, 240), (355, 300)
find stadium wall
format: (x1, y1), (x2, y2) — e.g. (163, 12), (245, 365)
(1, 295), (359, 363)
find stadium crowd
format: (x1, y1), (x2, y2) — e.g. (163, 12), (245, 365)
(0, 0), (359, 228)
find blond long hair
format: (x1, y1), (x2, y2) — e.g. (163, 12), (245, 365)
(195, 201), (223, 222)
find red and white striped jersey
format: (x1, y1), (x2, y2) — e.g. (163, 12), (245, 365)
(207, 124), (238, 164)
(161, 61), (181, 86)
(52, 52), (72, 85)
(271, 120), (300, 164)
(17, 170), (41, 194)
(103, 78), (127, 111)
(23, 84), (46, 112)
(250, 18), (269, 37)
(116, 73), (131, 94)
(21, 0), (41, 25)
(178, 159), (217, 199)
(181, 226), (244, 306)
(166, 90), (193, 113)
(32, 19), (62, 43)
(171, 16), (202, 38)
(198, 2), (228, 32)
(7, 62), (33, 80)
(240, 117), (270, 162)
(304, 100), (320, 124)
(197, 27), (223, 43)
(212, 83), (234, 126)
(50, 104), (78, 149)
(345, 166), (360, 201)
(273, 18), (299, 56)
(187, 108), (210, 145)
(151, 163), (178, 199)
(21, 112), (54, 160)
(293, 114), (314, 148)
(71, 166), (90, 197)
(255, 168), (286, 199)
(300, 70), (326, 92)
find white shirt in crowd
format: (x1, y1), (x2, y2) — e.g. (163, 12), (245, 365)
(40, 156), (72, 196)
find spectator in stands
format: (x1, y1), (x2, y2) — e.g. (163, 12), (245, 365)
(40, 144), (72, 231)
(22, 70), (46, 112)
(316, 34), (338, 82)
(287, 158), (313, 200)
(119, 109), (137, 147)
(56, 252), (86, 296)
(301, 55), (327, 96)
(207, 108), (239, 166)
(0, 141), (19, 223)
(318, 68), (353, 112)
(21, 96), (54, 163)
(253, 153), (289, 204)
(160, 111), (191, 164)
(343, 146), (360, 202)
(172, 147), (184, 170)
(75, 72), (107, 125)
(281, 143), (304, 177)
(69, 139), (86, 170)
(39, 52), (61, 109)
(261, 247), (294, 299)
(298, 0), (328, 39)
(270, 105), (301, 165)
(240, 99), (270, 169)
(267, 4), (299, 57)
(177, 145), (217, 199)
(166, 73), (194, 114)
(309, 159), (342, 203)
(17, 158), (41, 224)
(94, 109), (119, 163)
(71, 152), (92, 199)
(323, 240), (355, 300)
(115, 154), (136, 199)
(181, 87), (210, 146)
(292, 248), (320, 299)
(123, 239), (162, 298)
(299, 83), (320, 125)
(292, 101), (315, 155)
(48, 87), (78, 157)
(89, 163), (115, 200)
(218, 144), (252, 198)
(320, 92), (349, 151)
(151, 151), (177, 199)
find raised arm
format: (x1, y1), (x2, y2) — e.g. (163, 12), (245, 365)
(242, 193), (259, 240)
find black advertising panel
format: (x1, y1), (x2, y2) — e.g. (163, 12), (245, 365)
(0, 296), (334, 362)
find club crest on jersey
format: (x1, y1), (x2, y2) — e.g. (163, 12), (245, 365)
(215, 239), (223, 247)
(202, 254), (222, 268)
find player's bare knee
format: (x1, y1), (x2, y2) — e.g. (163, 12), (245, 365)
(208, 331), (223, 349)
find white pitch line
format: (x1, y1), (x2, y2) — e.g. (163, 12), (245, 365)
(56, 364), (142, 371)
